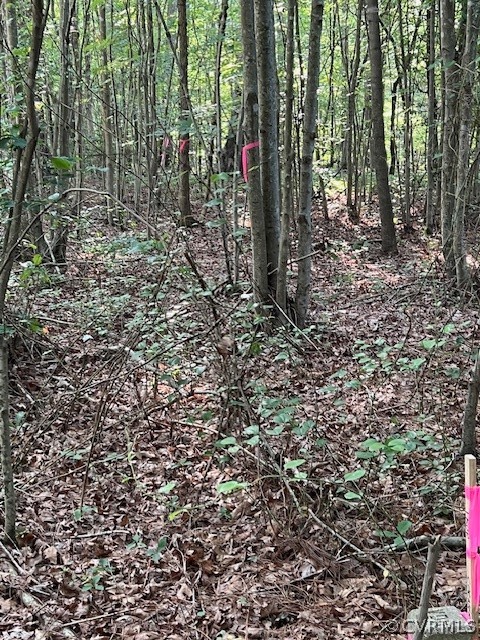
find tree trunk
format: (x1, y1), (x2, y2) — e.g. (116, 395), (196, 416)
(178, 0), (193, 227)
(253, 0), (280, 294)
(214, 0), (233, 284)
(240, 0), (268, 304)
(0, 0), (48, 545)
(453, 0), (480, 289)
(366, 0), (397, 254)
(460, 352), (480, 457)
(295, 0), (325, 328)
(99, 3), (116, 226)
(440, 0), (458, 277)
(426, 0), (438, 235)
(276, 0), (296, 316)
(51, 0), (74, 265)
(341, 0), (362, 219)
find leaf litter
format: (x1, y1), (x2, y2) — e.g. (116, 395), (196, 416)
(2, 203), (478, 639)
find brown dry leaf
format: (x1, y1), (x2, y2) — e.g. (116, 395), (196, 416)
(176, 582), (193, 601)
(42, 545), (59, 564)
(372, 593), (400, 614)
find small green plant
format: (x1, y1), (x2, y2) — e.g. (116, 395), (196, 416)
(375, 519), (413, 547)
(217, 480), (249, 495)
(81, 559), (112, 592)
(19, 254), (51, 288)
(146, 537), (168, 563)
(126, 533), (146, 551)
(284, 458), (307, 481)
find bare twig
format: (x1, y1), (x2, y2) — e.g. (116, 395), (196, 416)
(413, 535), (442, 640)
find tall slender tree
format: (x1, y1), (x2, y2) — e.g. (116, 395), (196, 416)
(425, 0), (438, 234)
(240, 0), (268, 304)
(178, 0), (192, 226)
(295, 0), (325, 328)
(366, 0), (397, 254)
(452, 0), (480, 289)
(0, 0), (48, 544)
(439, 0), (457, 277)
(253, 0), (280, 294)
(277, 0), (296, 316)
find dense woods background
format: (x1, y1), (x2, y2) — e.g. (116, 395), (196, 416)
(1, 0), (480, 637)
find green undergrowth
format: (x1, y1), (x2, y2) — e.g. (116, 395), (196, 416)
(12, 227), (476, 567)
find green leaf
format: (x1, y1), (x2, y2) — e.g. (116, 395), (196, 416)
(216, 436), (237, 447)
(284, 458), (306, 470)
(32, 253), (42, 266)
(293, 419), (315, 436)
(386, 438), (406, 452)
(396, 520), (413, 535)
(158, 481), (177, 494)
(409, 357), (426, 370)
(217, 480), (248, 494)
(345, 379), (361, 389)
(243, 425), (259, 435)
(421, 338), (438, 350)
(265, 425), (285, 436)
(344, 491), (362, 500)
(12, 137), (27, 149)
(356, 451), (376, 459)
(344, 468), (366, 482)
(442, 323), (455, 334)
(51, 156), (74, 171)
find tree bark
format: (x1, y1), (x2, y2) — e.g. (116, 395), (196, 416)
(425, 1), (438, 234)
(366, 0), (397, 254)
(240, 0), (268, 304)
(276, 0), (296, 316)
(460, 352), (480, 457)
(178, 0), (193, 226)
(0, 0), (48, 545)
(253, 0), (280, 294)
(440, 0), (458, 277)
(295, 0), (325, 328)
(99, 3), (116, 225)
(453, 0), (480, 289)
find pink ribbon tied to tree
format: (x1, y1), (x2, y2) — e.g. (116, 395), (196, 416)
(242, 140), (259, 182)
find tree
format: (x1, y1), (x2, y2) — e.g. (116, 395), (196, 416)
(425, 0), (438, 235)
(178, 0), (192, 227)
(253, 0), (280, 294)
(365, 0), (397, 254)
(51, 0), (75, 265)
(276, 0), (296, 316)
(460, 351), (480, 457)
(295, 0), (325, 329)
(452, 0), (480, 289)
(0, 0), (48, 544)
(240, 0), (268, 305)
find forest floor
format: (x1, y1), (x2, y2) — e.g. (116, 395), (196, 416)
(2, 195), (479, 640)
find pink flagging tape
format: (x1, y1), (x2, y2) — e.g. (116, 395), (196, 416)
(179, 138), (189, 154)
(242, 140), (259, 182)
(465, 485), (480, 607)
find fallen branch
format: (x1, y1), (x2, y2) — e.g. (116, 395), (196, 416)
(387, 535), (465, 552)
